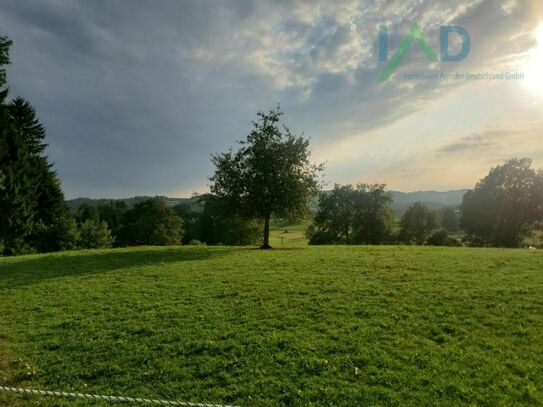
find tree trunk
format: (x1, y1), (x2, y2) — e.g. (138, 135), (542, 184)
(261, 214), (272, 249)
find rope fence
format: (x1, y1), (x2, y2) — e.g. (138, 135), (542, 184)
(0, 385), (240, 407)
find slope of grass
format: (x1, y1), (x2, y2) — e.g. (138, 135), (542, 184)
(0, 246), (542, 406)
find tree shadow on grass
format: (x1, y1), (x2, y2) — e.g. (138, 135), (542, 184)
(0, 246), (238, 288)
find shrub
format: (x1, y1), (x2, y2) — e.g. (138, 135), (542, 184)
(78, 219), (114, 249)
(427, 230), (462, 247)
(31, 216), (80, 253)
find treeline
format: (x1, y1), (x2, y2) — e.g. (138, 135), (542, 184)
(307, 158), (543, 248)
(40, 158), (543, 252)
(71, 195), (261, 249)
(306, 184), (460, 246)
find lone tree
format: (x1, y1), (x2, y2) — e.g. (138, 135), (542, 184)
(210, 106), (323, 249)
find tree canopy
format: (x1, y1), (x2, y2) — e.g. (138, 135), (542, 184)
(399, 202), (440, 245)
(460, 158), (543, 247)
(119, 198), (183, 246)
(307, 184), (394, 245)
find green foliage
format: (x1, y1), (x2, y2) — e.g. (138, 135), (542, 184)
(0, 102), (67, 254)
(0, 40), (67, 255)
(75, 201), (128, 244)
(427, 230), (462, 247)
(0, 246), (542, 406)
(173, 203), (202, 244)
(0, 104), (37, 255)
(198, 195), (262, 245)
(97, 201), (128, 241)
(439, 206), (460, 232)
(119, 198), (183, 246)
(174, 196), (262, 246)
(210, 106), (323, 248)
(78, 219), (114, 249)
(308, 184), (394, 245)
(399, 202), (440, 245)
(0, 36), (12, 88)
(9, 97), (48, 155)
(31, 216), (80, 253)
(74, 203), (101, 224)
(9, 98), (67, 227)
(461, 158), (543, 247)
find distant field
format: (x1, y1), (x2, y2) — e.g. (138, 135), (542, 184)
(1, 246), (542, 406)
(269, 223), (309, 247)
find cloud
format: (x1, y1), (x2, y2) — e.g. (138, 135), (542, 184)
(0, 0), (540, 197)
(438, 130), (509, 154)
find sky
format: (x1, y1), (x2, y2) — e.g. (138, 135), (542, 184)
(1, 0), (543, 199)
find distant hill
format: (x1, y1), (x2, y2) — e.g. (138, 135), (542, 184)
(66, 189), (468, 216)
(388, 190), (467, 215)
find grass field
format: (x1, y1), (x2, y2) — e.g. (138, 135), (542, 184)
(269, 223), (309, 247)
(0, 246), (542, 406)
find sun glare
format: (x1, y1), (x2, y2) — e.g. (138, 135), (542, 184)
(524, 23), (543, 95)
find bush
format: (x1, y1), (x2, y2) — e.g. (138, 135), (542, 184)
(31, 216), (80, 253)
(78, 219), (114, 249)
(427, 230), (462, 247)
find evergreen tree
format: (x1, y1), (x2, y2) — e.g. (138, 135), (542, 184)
(0, 114), (38, 254)
(0, 36), (12, 88)
(0, 36), (67, 254)
(9, 97), (47, 156)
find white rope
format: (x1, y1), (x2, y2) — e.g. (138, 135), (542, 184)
(0, 386), (240, 407)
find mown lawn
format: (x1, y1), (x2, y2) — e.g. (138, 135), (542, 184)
(0, 246), (542, 406)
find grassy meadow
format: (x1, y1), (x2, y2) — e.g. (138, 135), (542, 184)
(269, 223), (309, 247)
(0, 245), (542, 406)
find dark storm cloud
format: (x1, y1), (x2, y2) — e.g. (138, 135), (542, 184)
(1, 0), (273, 197)
(0, 0), (535, 197)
